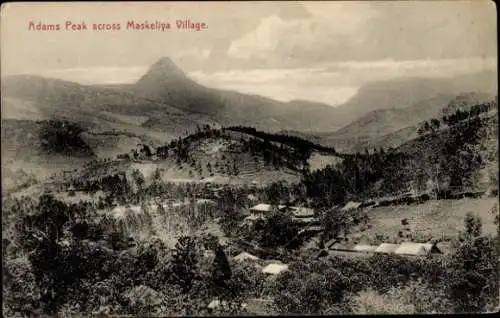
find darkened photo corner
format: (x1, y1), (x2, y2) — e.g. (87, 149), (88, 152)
(1, 1), (498, 316)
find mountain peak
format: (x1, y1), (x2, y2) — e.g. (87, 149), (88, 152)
(145, 57), (186, 78)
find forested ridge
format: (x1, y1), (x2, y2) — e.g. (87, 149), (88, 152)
(2, 99), (498, 316)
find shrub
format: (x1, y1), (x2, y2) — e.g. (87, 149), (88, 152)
(350, 279), (453, 315)
(350, 287), (416, 314)
(446, 235), (499, 313)
(272, 260), (349, 314)
(3, 256), (42, 316)
(168, 236), (200, 294)
(464, 212), (482, 238)
(256, 209), (300, 249)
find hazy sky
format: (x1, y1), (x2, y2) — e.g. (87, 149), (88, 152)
(1, 1), (497, 106)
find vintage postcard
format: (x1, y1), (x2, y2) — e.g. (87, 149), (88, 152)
(1, 1), (498, 316)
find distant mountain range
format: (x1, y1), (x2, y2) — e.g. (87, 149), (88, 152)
(2, 57), (497, 159)
(318, 91), (497, 152)
(129, 57), (345, 131)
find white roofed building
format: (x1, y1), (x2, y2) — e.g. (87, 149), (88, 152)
(375, 243), (400, 254)
(196, 199), (217, 205)
(233, 251), (260, 263)
(394, 242), (442, 256)
(250, 204), (287, 212)
(353, 244), (378, 253)
(290, 207), (315, 218)
(262, 263), (289, 275)
(341, 201), (363, 211)
(249, 204), (287, 218)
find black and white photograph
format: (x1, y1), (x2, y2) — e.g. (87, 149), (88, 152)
(1, 1), (499, 316)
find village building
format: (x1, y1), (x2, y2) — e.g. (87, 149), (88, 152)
(248, 203), (317, 221)
(311, 239), (444, 258)
(353, 244), (378, 253)
(298, 225), (323, 236)
(242, 298), (275, 315)
(196, 198), (217, 206)
(394, 242), (442, 256)
(261, 263), (289, 275)
(328, 242), (353, 251)
(249, 203), (287, 218)
(374, 243), (400, 254)
(341, 201), (363, 211)
(322, 238), (336, 249)
(290, 207), (315, 218)
(233, 251), (260, 263)
(242, 214), (265, 223)
(293, 216), (316, 224)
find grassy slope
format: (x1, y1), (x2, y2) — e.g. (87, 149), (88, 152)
(353, 198), (498, 242)
(1, 118), (171, 191)
(318, 93), (496, 153)
(62, 135), (303, 188)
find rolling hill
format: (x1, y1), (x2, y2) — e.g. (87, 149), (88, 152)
(3, 57), (495, 140)
(131, 58), (496, 134)
(2, 57), (496, 191)
(330, 71), (497, 125)
(1, 71), (217, 184)
(131, 57), (343, 132)
(318, 92), (497, 152)
(1, 74), (213, 134)
(57, 126), (344, 190)
(396, 106), (498, 193)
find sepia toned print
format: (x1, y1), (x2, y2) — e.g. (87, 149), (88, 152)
(1, 1), (498, 316)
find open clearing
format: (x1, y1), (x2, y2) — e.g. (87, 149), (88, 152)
(359, 197), (498, 240)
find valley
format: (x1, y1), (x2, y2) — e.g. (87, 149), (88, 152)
(2, 57), (498, 316)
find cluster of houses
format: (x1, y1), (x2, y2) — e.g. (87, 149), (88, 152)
(314, 240), (443, 258)
(243, 203), (316, 223)
(234, 202), (443, 277)
(209, 237), (443, 314)
(231, 241), (442, 274)
(209, 200), (445, 314)
(231, 251), (290, 275)
(244, 200), (365, 221)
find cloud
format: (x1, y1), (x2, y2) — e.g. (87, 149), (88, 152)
(189, 56), (496, 105)
(172, 48), (211, 60)
(41, 66), (147, 84)
(227, 3), (377, 61)
(324, 57), (498, 84)
(191, 57), (497, 86)
(35, 54), (495, 106)
(23, 48), (212, 84)
(227, 15), (300, 59)
(227, 1), (496, 66)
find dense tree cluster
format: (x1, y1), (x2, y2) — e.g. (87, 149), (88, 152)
(418, 99), (495, 136)
(2, 195), (253, 316)
(302, 100), (497, 206)
(270, 224), (498, 314)
(300, 148), (411, 206)
(39, 119), (94, 157)
(415, 100), (497, 192)
(152, 125), (337, 176)
(69, 172), (130, 197)
(226, 126), (336, 154)
(3, 174), (498, 316)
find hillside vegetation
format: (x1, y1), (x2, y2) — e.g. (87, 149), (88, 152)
(61, 125), (341, 189)
(301, 98), (498, 206)
(320, 92), (496, 152)
(2, 57), (498, 317)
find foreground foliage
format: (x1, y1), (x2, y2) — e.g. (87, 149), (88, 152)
(3, 194), (497, 316)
